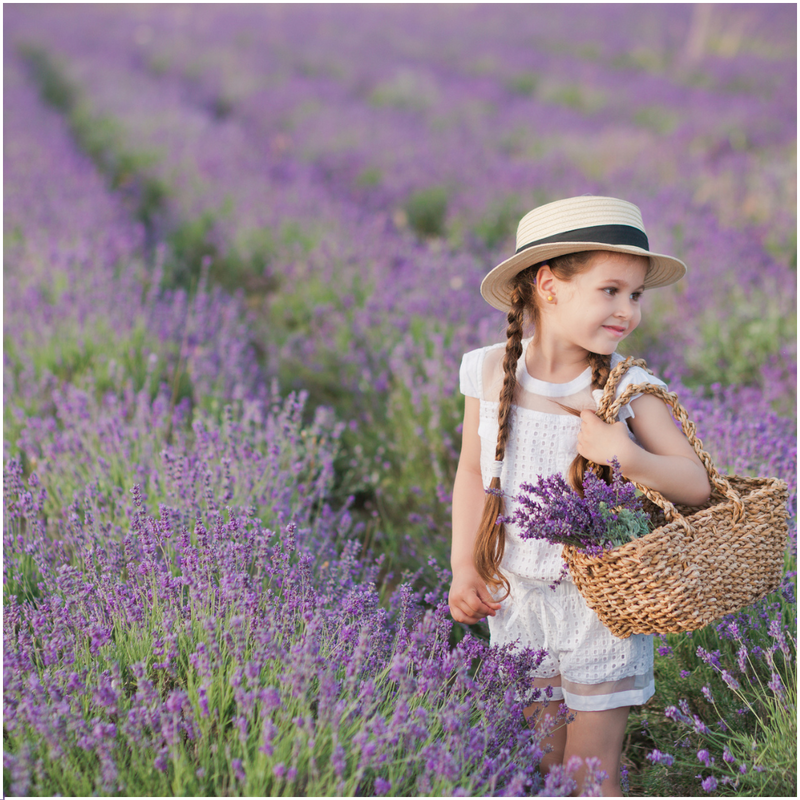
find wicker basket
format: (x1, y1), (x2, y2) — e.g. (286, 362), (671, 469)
(562, 357), (789, 639)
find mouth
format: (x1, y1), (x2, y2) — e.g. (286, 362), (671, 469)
(603, 325), (628, 337)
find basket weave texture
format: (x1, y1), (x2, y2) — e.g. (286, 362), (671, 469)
(561, 358), (789, 639)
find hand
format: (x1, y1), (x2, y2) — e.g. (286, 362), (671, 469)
(576, 409), (633, 467)
(449, 568), (502, 624)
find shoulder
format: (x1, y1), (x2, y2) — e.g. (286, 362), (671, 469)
(610, 352), (667, 389)
(459, 341), (507, 399)
(609, 353), (667, 421)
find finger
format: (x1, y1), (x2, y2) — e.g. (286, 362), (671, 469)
(475, 585), (502, 610)
(462, 595), (486, 618)
(580, 408), (598, 425)
(466, 594), (499, 618)
(449, 602), (466, 622)
(452, 604), (482, 625)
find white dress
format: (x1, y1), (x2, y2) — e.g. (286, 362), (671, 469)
(459, 338), (666, 711)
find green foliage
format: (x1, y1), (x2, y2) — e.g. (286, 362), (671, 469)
(633, 106), (679, 134)
(719, 674), (796, 796)
(628, 564), (796, 797)
(355, 319), (464, 575)
(210, 93), (235, 121)
(369, 71), (438, 111)
(161, 215), (312, 296)
(473, 196), (524, 250)
(3, 550), (44, 606)
(610, 49), (669, 74)
(637, 647), (796, 797)
(765, 226), (797, 271)
(404, 186), (448, 239)
(16, 42), (78, 112)
(575, 43), (603, 60)
(602, 504), (653, 548)
(161, 212), (219, 291)
(355, 166), (382, 188)
(19, 41), (298, 299)
(4, 316), (192, 428)
(3, 223), (25, 257)
(542, 82), (605, 113)
(18, 42), (170, 232)
(506, 73), (538, 96)
(368, 380), (460, 572)
(683, 288), (795, 388)
(145, 51), (172, 76)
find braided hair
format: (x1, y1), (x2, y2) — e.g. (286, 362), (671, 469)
(473, 270), (531, 599)
(473, 251), (613, 597)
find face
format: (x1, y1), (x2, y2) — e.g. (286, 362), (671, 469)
(546, 252), (648, 355)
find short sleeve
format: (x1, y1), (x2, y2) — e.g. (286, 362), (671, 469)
(459, 348), (484, 399)
(614, 366), (668, 423)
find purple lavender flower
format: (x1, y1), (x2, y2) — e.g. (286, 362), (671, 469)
(646, 749), (675, 766)
(696, 749), (712, 766)
(509, 459), (651, 554)
(231, 759), (246, 782)
(718, 668), (739, 693)
(767, 672), (785, 697)
(701, 775), (718, 792)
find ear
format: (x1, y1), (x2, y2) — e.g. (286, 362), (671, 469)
(534, 264), (558, 302)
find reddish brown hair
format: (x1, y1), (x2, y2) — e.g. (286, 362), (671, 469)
(473, 251), (613, 598)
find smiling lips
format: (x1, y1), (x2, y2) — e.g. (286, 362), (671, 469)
(603, 325), (628, 337)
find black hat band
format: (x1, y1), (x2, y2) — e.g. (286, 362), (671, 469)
(515, 224), (650, 255)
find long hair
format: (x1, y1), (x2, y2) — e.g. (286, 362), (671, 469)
(473, 251), (612, 597)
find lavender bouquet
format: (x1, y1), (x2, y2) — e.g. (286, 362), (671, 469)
(506, 459), (653, 558)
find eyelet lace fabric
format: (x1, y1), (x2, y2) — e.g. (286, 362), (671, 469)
(458, 338), (666, 708)
(488, 571), (655, 710)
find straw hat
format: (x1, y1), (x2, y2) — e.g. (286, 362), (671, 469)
(480, 195), (687, 312)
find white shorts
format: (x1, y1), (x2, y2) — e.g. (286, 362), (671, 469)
(489, 571), (655, 712)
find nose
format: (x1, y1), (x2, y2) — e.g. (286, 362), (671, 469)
(614, 295), (637, 319)
(613, 302), (631, 320)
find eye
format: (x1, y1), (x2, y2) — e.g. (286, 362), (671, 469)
(602, 287), (617, 296)
(631, 291), (643, 302)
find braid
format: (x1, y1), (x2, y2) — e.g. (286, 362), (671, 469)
(474, 274), (532, 598)
(567, 350), (613, 494)
(587, 351), (611, 394)
(495, 295), (526, 460)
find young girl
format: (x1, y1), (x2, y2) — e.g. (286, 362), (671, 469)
(449, 196), (711, 796)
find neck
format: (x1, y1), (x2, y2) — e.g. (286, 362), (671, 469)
(525, 329), (590, 383)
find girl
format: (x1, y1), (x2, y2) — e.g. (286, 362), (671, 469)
(449, 196), (711, 796)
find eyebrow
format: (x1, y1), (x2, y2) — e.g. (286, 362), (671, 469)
(603, 279), (646, 291)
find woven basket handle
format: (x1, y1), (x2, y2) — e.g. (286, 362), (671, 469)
(591, 357), (744, 527)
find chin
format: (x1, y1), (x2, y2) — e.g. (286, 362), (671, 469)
(592, 343), (619, 356)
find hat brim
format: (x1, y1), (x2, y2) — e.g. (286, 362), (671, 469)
(480, 242), (687, 312)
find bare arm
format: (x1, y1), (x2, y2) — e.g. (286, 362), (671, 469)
(449, 396), (502, 624)
(577, 393), (711, 507)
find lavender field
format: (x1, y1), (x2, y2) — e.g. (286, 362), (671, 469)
(3, 4), (796, 796)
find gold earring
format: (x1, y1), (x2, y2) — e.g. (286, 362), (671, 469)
(547, 295), (554, 302)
